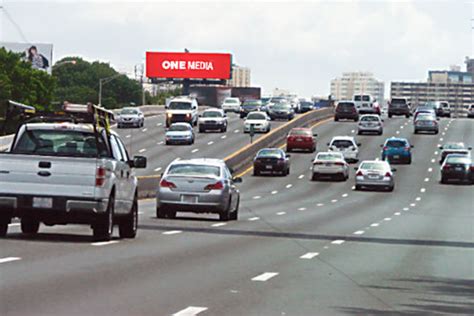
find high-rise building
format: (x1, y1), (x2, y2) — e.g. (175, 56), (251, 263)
(228, 65), (251, 87)
(465, 57), (474, 76)
(330, 72), (384, 102)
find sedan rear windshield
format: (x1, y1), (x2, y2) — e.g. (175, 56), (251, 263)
(443, 143), (464, 150)
(316, 153), (342, 161)
(290, 129), (311, 136)
(445, 157), (471, 165)
(243, 101), (261, 107)
(168, 164), (220, 177)
(12, 129), (109, 157)
(169, 125), (190, 131)
(202, 111), (223, 118)
(337, 103), (355, 109)
(391, 99), (406, 104)
(247, 113), (266, 120)
(360, 116), (380, 122)
(360, 162), (386, 171)
(331, 140), (354, 148)
(257, 149), (283, 158)
(300, 102), (313, 107)
(120, 109), (138, 115)
(386, 140), (407, 148)
(354, 96), (370, 101)
(169, 102), (192, 110)
(224, 99), (239, 104)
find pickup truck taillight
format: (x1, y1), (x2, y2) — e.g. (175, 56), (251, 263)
(96, 167), (106, 186)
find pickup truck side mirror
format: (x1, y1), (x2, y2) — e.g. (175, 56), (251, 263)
(131, 156), (147, 168)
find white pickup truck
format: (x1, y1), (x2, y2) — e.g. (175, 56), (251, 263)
(165, 96), (199, 128)
(0, 103), (147, 241)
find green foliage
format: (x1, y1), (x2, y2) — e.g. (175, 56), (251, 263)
(145, 88), (181, 105)
(53, 57), (142, 109)
(0, 47), (56, 110)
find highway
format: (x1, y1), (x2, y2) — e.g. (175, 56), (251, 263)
(1, 114), (473, 315)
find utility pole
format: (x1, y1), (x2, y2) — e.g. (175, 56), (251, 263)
(98, 73), (122, 106)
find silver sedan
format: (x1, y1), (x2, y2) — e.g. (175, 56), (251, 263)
(357, 114), (383, 135)
(312, 152), (349, 181)
(355, 160), (396, 191)
(156, 159), (242, 221)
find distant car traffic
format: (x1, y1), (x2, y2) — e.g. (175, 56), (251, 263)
(286, 128), (317, 153)
(355, 160), (396, 191)
(421, 101), (441, 117)
(165, 123), (195, 145)
(440, 154), (474, 184)
(353, 94), (381, 115)
(312, 152), (349, 181)
(198, 109), (228, 133)
(253, 148), (290, 176)
(439, 142), (471, 164)
(157, 159), (242, 220)
(299, 100), (314, 113)
(358, 114), (384, 135)
(334, 101), (359, 122)
(117, 107), (144, 128)
(328, 136), (360, 163)
(268, 102), (295, 121)
(240, 99), (262, 118)
(221, 97), (241, 113)
(244, 111), (271, 133)
(438, 101), (451, 117)
(388, 97), (410, 118)
(381, 137), (413, 164)
(414, 113), (439, 134)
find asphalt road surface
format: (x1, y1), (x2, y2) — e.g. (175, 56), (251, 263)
(1, 115), (473, 316)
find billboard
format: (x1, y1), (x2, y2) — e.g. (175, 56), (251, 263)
(0, 42), (53, 74)
(146, 52), (232, 80)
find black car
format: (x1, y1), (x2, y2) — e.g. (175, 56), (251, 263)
(299, 101), (314, 113)
(388, 98), (410, 118)
(240, 100), (262, 118)
(334, 101), (358, 121)
(253, 148), (290, 176)
(268, 103), (295, 121)
(440, 154), (474, 184)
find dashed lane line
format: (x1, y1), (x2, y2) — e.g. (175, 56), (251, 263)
(125, 134), (131, 138)
(139, 148), (147, 153)
(300, 252), (319, 259)
(420, 188), (426, 193)
(384, 217), (392, 221)
(424, 178), (429, 182)
(252, 196), (261, 200)
(331, 239), (345, 245)
(211, 223), (227, 227)
(248, 217), (260, 221)
(162, 230), (182, 235)
(276, 212), (286, 216)
(142, 128), (148, 132)
(353, 230), (365, 235)
(91, 241), (119, 246)
(394, 212), (401, 216)
(317, 203), (324, 207)
(298, 174), (305, 179)
(154, 167), (162, 172)
(298, 207), (307, 211)
(331, 199), (338, 203)
(191, 149), (199, 153)
(172, 306), (208, 316)
(370, 223), (379, 227)
(286, 184), (293, 189)
(252, 272), (279, 282)
(271, 190), (278, 195)
(342, 193), (348, 198)
(207, 141), (214, 145)
(221, 135), (227, 139)
(0, 257), (21, 264)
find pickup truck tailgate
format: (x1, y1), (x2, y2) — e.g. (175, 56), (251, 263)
(0, 154), (98, 197)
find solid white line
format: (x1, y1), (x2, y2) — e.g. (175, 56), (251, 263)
(252, 196), (261, 200)
(331, 239), (345, 245)
(394, 212), (401, 216)
(91, 241), (119, 246)
(162, 230), (182, 235)
(342, 193), (348, 198)
(207, 141), (214, 145)
(191, 149), (199, 153)
(286, 184), (293, 189)
(276, 211), (286, 216)
(252, 272), (279, 282)
(298, 207), (307, 211)
(142, 128), (148, 132)
(173, 306), (208, 316)
(0, 257), (21, 264)
(370, 223), (379, 227)
(271, 190), (278, 195)
(353, 230), (365, 235)
(211, 223), (227, 227)
(154, 167), (162, 172)
(139, 148), (147, 153)
(300, 252), (319, 259)
(298, 174), (305, 179)
(317, 203), (324, 207)
(384, 217), (391, 221)
(248, 217), (260, 221)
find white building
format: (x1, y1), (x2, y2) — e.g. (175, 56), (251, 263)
(228, 65), (251, 87)
(330, 72), (384, 102)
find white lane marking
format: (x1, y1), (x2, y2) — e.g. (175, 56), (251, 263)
(162, 230), (182, 235)
(138, 148), (147, 153)
(370, 223), (379, 227)
(384, 217), (392, 221)
(252, 272), (279, 282)
(351, 129), (355, 134)
(175, 157), (181, 160)
(252, 196), (261, 200)
(400, 126), (404, 129)
(298, 207), (307, 211)
(431, 159), (436, 163)
(434, 151), (439, 155)
(138, 211), (144, 215)
(221, 135), (227, 139)
(403, 207), (409, 211)
(396, 131), (400, 134)
(285, 184), (293, 189)
(8, 223), (20, 227)
(424, 178), (429, 182)
(342, 193), (348, 198)
(428, 168), (433, 172)
(300, 252), (319, 259)
(442, 132), (445, 136)
(191, 149), (199, 153)
(248, 217), (260, 221)
(207, 141), (214, 145)
(323, 246), (329, 249)
(173, 306), (208, 316)
(125, 134), (131, 138)
(317, 203), (324, 207)
(353, 230), (365, 235)
(156, 123), (162, 126)
(298, 174), (305, 179)
(394, 212), (401, 216)
(158, 141), (164, 145)
(420, 188), (426, 193)
(271, 190), (278, 195)
(331, 239), (345, 245)
(375, 158), (380, 161)
(91, 241), (119, 246)
(416, 197), (421, 201)
(142, 128), (148, 132)
(276, 212), (286, 216)
(439, 138), (444, 142)
(0, 257), (21, 264)
(211, 223), (227, 227)
(234, 129), (239, 133)
(351, 186), (356, 190)
(154, 167), (162, 172)
(331, 199), (338, 203)
(410, 203), (416, 207)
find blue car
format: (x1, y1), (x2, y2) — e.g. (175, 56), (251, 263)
(381, 137), (413, 164)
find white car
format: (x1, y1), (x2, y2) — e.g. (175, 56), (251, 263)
(221, 97), (241, 113)
(117, 107), (144, 128)
(165, 123), (195, 145)
(198, 109), (228, 133)
(312, 152), (349, 181)
(327, 136), (360, 163)
(244, 111), (271, 133)
(358, 114), (384, 135)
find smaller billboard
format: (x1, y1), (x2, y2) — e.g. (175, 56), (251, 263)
(146, 52), (232, 80)
(0, 42), (53, 74)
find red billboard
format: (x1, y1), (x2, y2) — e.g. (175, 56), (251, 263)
(146, 52), (232, 79)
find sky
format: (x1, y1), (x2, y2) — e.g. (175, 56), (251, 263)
(1, 0), (473, 98)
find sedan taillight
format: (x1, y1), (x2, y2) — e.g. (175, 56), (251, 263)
(205, 181), (224, 190)
(356, 171), (363, 176)
(160, 179), (176, 189)
(385, 172), (391, 177)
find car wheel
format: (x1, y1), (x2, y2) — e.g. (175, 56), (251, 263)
(378, 130), (383, 135)
(287, 147), (292, 153)
(219, 200), (231, 221)
(167, 210), (177, 219)
(440, 177), (447, 184)
(354, 117), (359, 122)
(93, 194), (114, 241)
(286, 167), (290, 175)
(199, 127), (204, 133)
(21, 217), (40, 235)
(311, 173), (318, 181)
(253, 168), (260, 176)
(388, 114), (392, 118)
(0, 216), (10, 237)
(405, 114), (409, 118)
(407, 157), (412, 164)
(230, 196), (240, 221)
(355, 184), (362, 191)
(387, 185), (394, 192)
(334, 116), (339, 122)
(414, 130), (418, 134)
(119, 195), (138, 238)
(156, 206), (167, 218)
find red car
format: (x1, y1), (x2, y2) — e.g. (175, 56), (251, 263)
(286, 128), (317, 152)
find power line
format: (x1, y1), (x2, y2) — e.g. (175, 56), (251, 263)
(0, 5), (29, 43)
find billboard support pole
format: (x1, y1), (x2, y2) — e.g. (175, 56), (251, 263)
(183, 78), (190, 95)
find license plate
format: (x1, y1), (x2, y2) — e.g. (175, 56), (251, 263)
(368, 175), (379, 179)
(181, 195), (198, 204)
(265, 165), (273, 170)
(33, 197), (53, 208)
(325, 163), (332, 167)
(393, 155), (400, 159)
(455, 167), (463, 171)
(296, 138), (303, 142)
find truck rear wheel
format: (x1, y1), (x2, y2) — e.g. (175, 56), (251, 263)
(21, 217), (40, 235)
(0, 217), (9, 237)
(119, 195), (138, 239)
(93, 195), (114, 241)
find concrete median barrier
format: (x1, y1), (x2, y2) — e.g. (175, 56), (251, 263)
(136, 107), (334, 199)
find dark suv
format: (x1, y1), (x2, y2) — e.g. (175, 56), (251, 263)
(334, 101), (358, 121)
(388, 98), (410, 118)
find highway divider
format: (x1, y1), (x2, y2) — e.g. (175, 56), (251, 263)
(136, 107), (334, 198)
